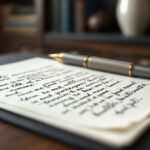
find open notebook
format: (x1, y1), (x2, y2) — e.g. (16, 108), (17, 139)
(0, 54), (149, 149)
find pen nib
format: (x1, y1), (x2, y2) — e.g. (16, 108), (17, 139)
(49, 54), (59, 59)
(48, 53), (64, 63)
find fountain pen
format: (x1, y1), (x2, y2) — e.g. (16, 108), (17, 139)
(49, 53), (150, 79)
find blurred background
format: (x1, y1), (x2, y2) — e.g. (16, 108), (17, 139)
(0, 0), (150, 65)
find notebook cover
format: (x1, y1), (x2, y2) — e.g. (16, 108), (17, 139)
(0, 52), (150, 150)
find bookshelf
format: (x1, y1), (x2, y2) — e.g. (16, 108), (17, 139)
(0, 0), (150, 61)
(0, 0), (44, 52)
(44, 33), (150, 61)
(43, 0), (150, 59)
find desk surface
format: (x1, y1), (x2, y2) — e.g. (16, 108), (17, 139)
(1, 120), (150, 150)
(0, 121), (75, 150)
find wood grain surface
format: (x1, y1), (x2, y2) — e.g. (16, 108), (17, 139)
(0, 121), (75, 150)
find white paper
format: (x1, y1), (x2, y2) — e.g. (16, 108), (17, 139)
(0, 100), (149, 148)
(0, 58), (150, 129)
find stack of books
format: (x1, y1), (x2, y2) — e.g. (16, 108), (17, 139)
(3, 6), (37, 33)
(0, 3), (15, 31)
(50, 0), (74, 33)
(50, 0), (101, 33)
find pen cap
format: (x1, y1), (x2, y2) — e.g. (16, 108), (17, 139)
(88, 57), (131, 75)
(62, 53), (84, 67)
(132, 65), (150, 79)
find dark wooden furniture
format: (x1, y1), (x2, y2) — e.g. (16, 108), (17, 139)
(0, 0), (149, 61)
(44, 33), (150, 61)
(0, 0), (44, 53)
(0, 121), (75, 150)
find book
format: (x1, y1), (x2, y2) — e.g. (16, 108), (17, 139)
(4, 19), (37, 27)
(61, 0), (74, 32)
(3, 15), (37, 33)
(0, 3), (15, 30)
(0, 54), (150, 149)
(3, 26), (37, 33)
(11, 6), (35, 15)
(74, 0), (86, 32)
(51, 0), (61, 32)
(3, 5), (37, 33)
(5, 15), (37, 21)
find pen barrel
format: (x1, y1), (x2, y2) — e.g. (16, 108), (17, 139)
(133, 65), (150, 79)
(88, 57), (131, 75)
(62, 53), (84, 66)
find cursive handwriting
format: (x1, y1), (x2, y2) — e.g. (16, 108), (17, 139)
(0, 59), (149, 121)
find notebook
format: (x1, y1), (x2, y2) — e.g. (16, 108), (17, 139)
(0, 53), (150, 149)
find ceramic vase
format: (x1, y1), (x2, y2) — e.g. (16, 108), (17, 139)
(116, 0), (150, 36)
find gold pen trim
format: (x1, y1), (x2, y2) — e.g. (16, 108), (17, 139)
(83, 56), (89, 68)
(128, 63), (134, 77)
(49, 53), (64, 63)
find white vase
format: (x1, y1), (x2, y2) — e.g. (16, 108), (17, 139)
(116, 0), (150, 36)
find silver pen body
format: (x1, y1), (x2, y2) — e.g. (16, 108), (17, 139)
(53, 53), (150, 79)
(62, 53), (131, 75)
(88, 57), (130, 75)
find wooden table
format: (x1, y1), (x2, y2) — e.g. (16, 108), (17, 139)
(0, 121), (75, 150)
